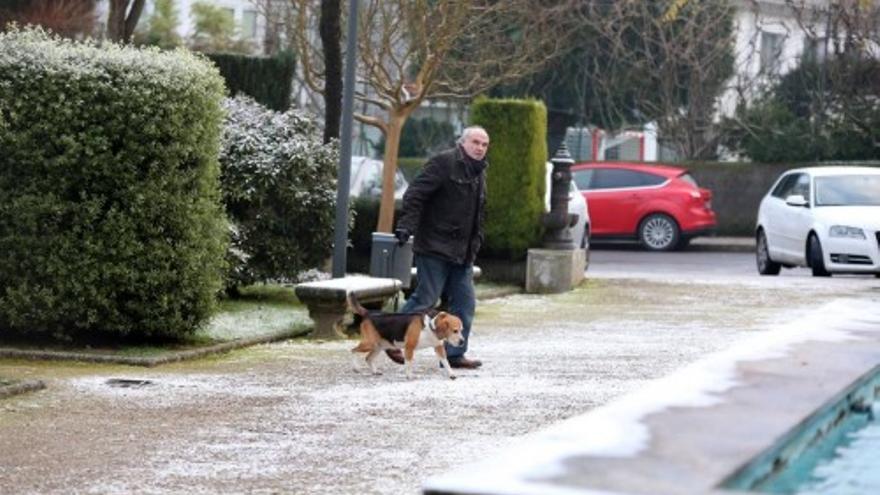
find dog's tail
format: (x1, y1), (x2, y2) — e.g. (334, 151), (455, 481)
(348, 292), (369, 318)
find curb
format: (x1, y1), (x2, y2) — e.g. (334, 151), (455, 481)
(0, 327), (311, 368)
(0, 379), (46, 399)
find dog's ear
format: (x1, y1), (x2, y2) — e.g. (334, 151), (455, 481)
(434, 313), (450, 333)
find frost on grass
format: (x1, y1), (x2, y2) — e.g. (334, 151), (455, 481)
(204, 305), (311, 340)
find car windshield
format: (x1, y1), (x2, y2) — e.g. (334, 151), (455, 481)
(814, 175), (880, 206)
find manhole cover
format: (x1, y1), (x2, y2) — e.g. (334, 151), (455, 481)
(106, 378), (153, 388)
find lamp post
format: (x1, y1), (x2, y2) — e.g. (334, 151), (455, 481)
(331, 0), (360, 278)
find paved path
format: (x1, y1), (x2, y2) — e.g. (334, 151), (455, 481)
(1, 251), (877, 494)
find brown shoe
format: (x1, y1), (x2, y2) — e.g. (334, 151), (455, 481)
(448, 357), (482, 369)
(385, 349), (404, 365)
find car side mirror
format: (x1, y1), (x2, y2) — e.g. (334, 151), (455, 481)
(785, 194), (809, 207)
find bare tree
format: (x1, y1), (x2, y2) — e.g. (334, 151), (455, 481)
(292, 0), (571, 232)
(107, 0), (146, 43)
(572, 0), (736, 160)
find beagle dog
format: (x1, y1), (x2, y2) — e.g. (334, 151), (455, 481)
(349, 293), (464, 379)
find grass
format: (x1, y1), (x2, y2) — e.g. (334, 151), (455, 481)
(0, 284), (310, 356)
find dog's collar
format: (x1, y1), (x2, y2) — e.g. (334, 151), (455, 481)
(424, 314), (439, 336)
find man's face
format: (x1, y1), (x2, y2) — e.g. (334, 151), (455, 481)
(462, 129), (490, 161)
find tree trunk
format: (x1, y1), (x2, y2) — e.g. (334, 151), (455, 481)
(320, 0), (342, 144)
(376, 112), (407, 233)
(106, 0), (145, 43)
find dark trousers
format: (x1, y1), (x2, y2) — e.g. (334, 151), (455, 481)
(401, 254), (475, 359)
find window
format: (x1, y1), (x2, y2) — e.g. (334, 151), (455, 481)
(605, 146), (620, 160)
(572, 169), (594, 190)
(760, 31), (784, 72)
(791, 174), (810, 199)
(815, 175), (880, 206)
(589, 169), (664, 190)
(242, 10), (258, 39)
(771, 173), (801, 199)
(803, 37), (827, 63)
(679, 173), (699, 187)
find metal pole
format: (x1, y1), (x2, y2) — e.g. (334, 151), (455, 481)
(331, 0), (360, 278)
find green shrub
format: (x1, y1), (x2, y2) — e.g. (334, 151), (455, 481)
(220, 96), (337, 288)
(207, 51), (296, 111)
(470, 97), (547, 260)
(0, 28), (228, 341)
(348, 196), (404, 254)
(397, 156), (426, 181)
(372, 117), (455, 158)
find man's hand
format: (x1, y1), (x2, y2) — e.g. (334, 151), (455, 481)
(393, 228), (411, 246)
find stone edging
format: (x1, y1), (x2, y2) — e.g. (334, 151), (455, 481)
(0, 379), (46, 399)
(0, 327), (311, 368)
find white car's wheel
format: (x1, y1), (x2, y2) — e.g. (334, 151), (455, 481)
(756, 230), (781, 276)
(638, 213), (680, 251)
(808, 234), (831, 277)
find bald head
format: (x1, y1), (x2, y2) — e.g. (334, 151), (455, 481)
(458, 126), (489, 161)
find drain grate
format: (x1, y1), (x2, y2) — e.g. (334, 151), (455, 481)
(105, 378), (154, 388)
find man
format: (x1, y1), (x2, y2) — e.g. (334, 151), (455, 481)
(388, 126), (490, 369)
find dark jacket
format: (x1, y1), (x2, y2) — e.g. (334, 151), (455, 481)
(397, 146), (487, 265)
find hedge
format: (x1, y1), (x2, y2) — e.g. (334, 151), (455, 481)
(206, 51), (296, 112)
(220, 96), (338, 288)
(470, 97), (547, 260)
(397, 156), (425, 181)
(0, 28), (228, 341)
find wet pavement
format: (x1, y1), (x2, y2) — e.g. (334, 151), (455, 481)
(1, 251), (878, 494)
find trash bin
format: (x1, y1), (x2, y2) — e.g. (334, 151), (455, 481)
(369, 232), (414, 288)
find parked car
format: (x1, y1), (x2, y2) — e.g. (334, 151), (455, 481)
(545, 162), (590, 249)
(349, 156), (409, 199)
(755, 166), (880, 277)
(570, 162), (717, 251)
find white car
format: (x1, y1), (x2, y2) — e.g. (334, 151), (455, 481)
(755, 166), (880, 277)
(349, 156), (409, 200)
(545, 162), (591, 250)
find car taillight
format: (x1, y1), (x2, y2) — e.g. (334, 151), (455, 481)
(700, 188), (713, 210)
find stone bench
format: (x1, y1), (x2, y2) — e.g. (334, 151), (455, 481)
(294, 276), (402, 339)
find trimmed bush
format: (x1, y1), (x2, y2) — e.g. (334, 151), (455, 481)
(372, 117), (455, 158)
(220, 96), (337, 289)
(0, 28), (228, 341)
(470, 97), (547, 260)
(207, 52), (296, 112)
(397, 156), (425, 181)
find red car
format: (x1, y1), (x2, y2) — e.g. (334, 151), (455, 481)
(570, 162), (717, 251)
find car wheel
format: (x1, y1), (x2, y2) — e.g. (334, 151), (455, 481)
(638, 213), (680, 251)
(808, 234), (831, 277)
(756, 230), (781, 276)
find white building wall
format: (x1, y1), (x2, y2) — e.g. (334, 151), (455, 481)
(720, 0), (829, 117)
